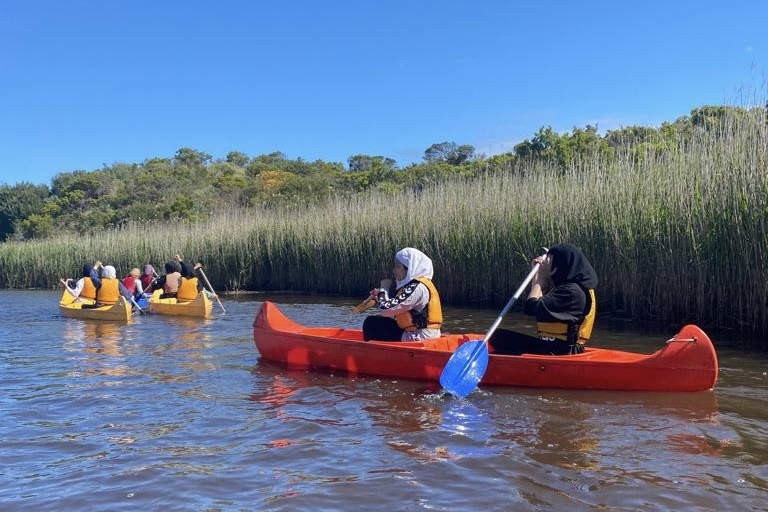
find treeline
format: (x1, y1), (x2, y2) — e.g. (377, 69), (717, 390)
(0, 105), (761, 242)
(2, 103), (768, 342)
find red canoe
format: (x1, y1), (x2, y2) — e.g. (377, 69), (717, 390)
(252, 301), (719, 392)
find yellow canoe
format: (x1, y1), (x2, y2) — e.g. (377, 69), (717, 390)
(58, 289), (132, 322)
(147, 289), (212, 318)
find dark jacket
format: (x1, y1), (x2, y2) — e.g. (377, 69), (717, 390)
(524, 243), (598, 323)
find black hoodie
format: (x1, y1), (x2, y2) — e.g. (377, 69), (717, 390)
(524, 244), (598, 323)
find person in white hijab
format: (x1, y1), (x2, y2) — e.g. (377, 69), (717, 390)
(363, 247), (443, 341)
(96, 265), (138, 306)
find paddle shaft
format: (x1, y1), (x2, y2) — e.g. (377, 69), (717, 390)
(440, 249), (548, 397)
(129, 296), (145, 315)
(353, 278), (393, 313)
(353, 298), (376, 313)
(197, 268), (226, 313)
(482, 262), (542, 345)
(441, 262), (541, 393)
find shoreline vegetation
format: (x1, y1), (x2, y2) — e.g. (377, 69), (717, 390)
(1, 105), (767, 346)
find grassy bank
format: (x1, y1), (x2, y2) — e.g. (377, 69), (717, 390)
(1, 108), (766, 338)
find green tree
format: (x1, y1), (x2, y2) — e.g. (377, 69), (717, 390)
(514, 125), (610, 169)
(18, 213), (55, 239)
(423, 142), (476, 165)
(605, 126), (660, 148)
(0, 182), (50, 240)
(50, 170), (104, 199)
(347, 155), (397, 172)
(246, 152), (289, 177)
(209, 161), (249, 208)
(344, 155), (398, 192)
(225, 151), (250, 167)
(513, 127), (560, 161)
(174, 147), (212, 168)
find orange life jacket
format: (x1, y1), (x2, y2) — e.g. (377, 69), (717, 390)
(394, 277), (443, 331)
(96, 278), (120, 305)
(81, 277), (97, 300)
(177, 277), (199, 301)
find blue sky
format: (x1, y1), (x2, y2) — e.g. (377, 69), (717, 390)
(1, 1), (766, 186)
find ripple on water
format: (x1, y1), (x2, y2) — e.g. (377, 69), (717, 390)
(0, 290), (767, 510)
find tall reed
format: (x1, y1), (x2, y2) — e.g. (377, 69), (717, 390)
(1, 107), (766, 337)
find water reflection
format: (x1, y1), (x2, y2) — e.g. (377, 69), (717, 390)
(250, 372), (305, 410)
(61, 319), (128, 377)
(157, 316), (218, 375)
(489, 388), (721, 471)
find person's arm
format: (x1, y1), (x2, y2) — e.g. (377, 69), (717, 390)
(528, 277), (545, 301)
(135, 279), (144, 295)
(528, 254), (551, 299)
(523, 254), (552, 315)
(152, 275), (167, 290)
(118, 281), (133, 301)
(376, 282), (428, 318)
(61, 277), (83, 298)
(91, 261), (103, 289)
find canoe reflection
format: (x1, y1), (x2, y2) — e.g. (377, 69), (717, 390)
(247, 360), (722, 471)
(62, 319), (128, 376)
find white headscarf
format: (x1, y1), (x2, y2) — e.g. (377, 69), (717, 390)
(102, 265), (117, 279)
(394, 247), (434, 289)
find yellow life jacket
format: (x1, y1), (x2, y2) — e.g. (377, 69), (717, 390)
(394, 277), (443, 332)
(81, 277), (97, 300)
(537, 289), (596, 344)
(177, 276), (199, 301)
(163, 272), (181, 294)
(97, 278), (120, 305)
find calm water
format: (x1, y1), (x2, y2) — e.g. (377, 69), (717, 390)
(1, 290), (767, 511)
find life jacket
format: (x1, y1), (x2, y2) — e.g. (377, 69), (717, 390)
(122, 276), (137, 295)
(140, 274), (154, 290)
(97, 278), (120, 305)
(394, 277), (443, 332)
(81, 277), (97, 300)
(163, 272), (181, 294)
(177, 277), (199, 301)
(537, 288), (596, 344)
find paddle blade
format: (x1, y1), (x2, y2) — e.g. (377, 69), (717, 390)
(352, 298), (376, 313)
(439, 340), (489, 398)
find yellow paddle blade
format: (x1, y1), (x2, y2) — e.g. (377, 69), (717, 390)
(352, 278), (392, 313)
(352, 298), (376, 313)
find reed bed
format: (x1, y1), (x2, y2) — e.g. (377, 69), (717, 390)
(1, 107), (767, 338)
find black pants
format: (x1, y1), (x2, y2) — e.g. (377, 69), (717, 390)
(488, 328), (583, 355)
(363, 316), (403, 341)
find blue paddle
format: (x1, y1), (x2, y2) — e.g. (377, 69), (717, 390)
(440, 250), (547, 398)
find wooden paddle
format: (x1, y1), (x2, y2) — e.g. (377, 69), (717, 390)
(197, 267), (226, 313)
(353, 279), (393, 312)
(440, 249), (548, 398)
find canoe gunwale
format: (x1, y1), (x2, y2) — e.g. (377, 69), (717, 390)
(147, 289), (213, 318)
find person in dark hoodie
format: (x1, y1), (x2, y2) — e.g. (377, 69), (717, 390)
(151, 260), (182, 299)
(489, 244), (598, 355)
(175, 255), (204, 301)
(60, 261), (102, 302)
